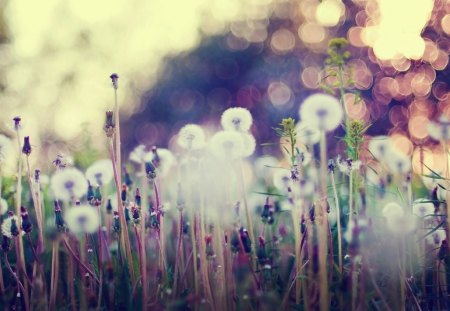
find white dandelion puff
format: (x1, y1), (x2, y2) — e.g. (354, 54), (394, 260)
(428, 116), (450, 141)
(387, 214), (416, 234)
(129, 145), (150, 164)
(2, 214), (20, 238)
(209, 131), (245, 159)
(299, 94), (343, 132)
(254, 156), (278, 180)
(177, 124), (206, 150)
(0, 198), (8, 215)
(85, 159), (114, 187)
(382, 202), (404, 219)
(144, 148), (176, 177)
(221, 107), (253, 132)
(51, 168), (88, 202)
(368, 136), (392, 160)
(337, 156), (361, 175)
(412, 199), (435, 217)
(0, 134), (13, 165)
(295, 121), (321, 145)
(385, 151), (411, 175)
(241, 133), (256, 158)
(273, 169), (291, 191)
(65, 205), (100, 234)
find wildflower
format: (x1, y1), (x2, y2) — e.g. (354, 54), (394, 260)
(20, 207), (32, 234)
(0, 198), (8, 215)
(0, 134), (13, 164)
(51, 168), (88, 202)
(209, 131), (245, 159)
(328, 159), (336, 172)
(52, 154), (68, 170)
(385, 150), (411, 175)
(177, 124), (206, 150)
(106, 198), (113, 214)
(368, 136), (392, 160)
(295, 121), (321, 145)
(85, 159), (114, 187)
(299, 93), (343, 132)
(148, 147), (176, 177)
(221, 107), (253, 132)
(337, 156), (361, 175)
(131, 205), (140, 224)
(124, 167), (133, 186)
(428, 116), (450, 141)
(261, 198), (274, 224)
(65, 205), (100, 234)
(13, 116), (21, 131)
(110, 73), (119, 90)
(412, 199), (434, 217)
(104, 111), (115, 138)
(87, 181), (95, 202)
(22, 136), (32, 155)
(2, 212), (20, 238)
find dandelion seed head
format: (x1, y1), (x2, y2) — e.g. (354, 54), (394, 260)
(143, 148), (176, 177)
(412, 199), (434, 217)
(428, 116), (450, 141)
(51, 168), (88, 202)
(221, 107), (253, 132)
(273, 169), (291, 191)
(0, 198), (7, 215)
(241, 133), (256, 158)
(2, 214), (21, 238)
(337, 156), (361, 175)
(65, 205), (100, 234)
(299, 94), (343, 132)
(382, 202), (404, 218)
(209, 131), (245, 159)
(0, 135), (13, 165)
(86, 159), (113, 187)
(295, 121), (321, 145)
(368, 136), (393, 160)
(177, 124), (206, 150)
(254, 156), (278, 180)
(385, 150), (411, 175)
(129, 145), (148, 164)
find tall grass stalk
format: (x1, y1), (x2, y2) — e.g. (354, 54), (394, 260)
(330, 169), (343, 273)
(319, 131), (329, 311)
(14, 124), (29, 310)
(139, 162), (148, 310)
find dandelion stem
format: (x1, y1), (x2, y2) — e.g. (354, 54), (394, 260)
(108, 139), (135, 281)
(330, 171), (343, 274)
(319, 131), (329, 311)
(25, 156), (44, 254)
(139, 162), (148, 311)
(62, 236), (99, 284)
(4, 254), (28, 311)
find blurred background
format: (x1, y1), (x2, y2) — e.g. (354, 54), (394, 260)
(0, 0), (448, 168)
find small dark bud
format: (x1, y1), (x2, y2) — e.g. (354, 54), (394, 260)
(124, 168), (133, 186)
(239, 227), (252, 253)
(20, 206), (32, 234)
(132, 206), (140, 224)
(110, 73), (119, 89)
(54, 201), (65, 231)
(13, 116), (21, 131)
(34, 169), (40, 183)
(152, 146), (161, 168)
(106, 199), (113, 214)
(87, 181), (95, 202)
(121, 184), (127, 202)
(145, 161), (157, 180)
(22, 136), (32, 155)
(439, 240), (449, 261)
(1, 235), (11, 252)
(124, 206), (130, 223)
(328, 159), (336, 172)
(112, 211), (121, 232)
(104, 111), (115, 138)
(135, 188), (141, 207)
(94, 186), (102, 203)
